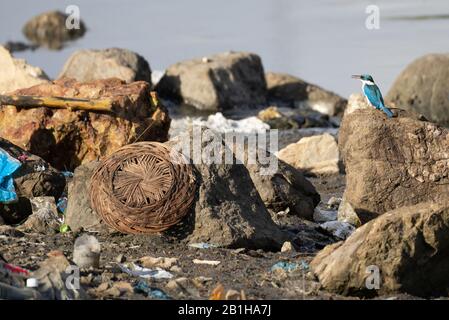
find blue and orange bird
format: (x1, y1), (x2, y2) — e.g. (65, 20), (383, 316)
(352, 74), (393, 118)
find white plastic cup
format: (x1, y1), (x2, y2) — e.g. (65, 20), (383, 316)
(73, 234), (101, 268)
(26, 278), (38, 288)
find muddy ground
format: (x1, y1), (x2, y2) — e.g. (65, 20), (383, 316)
(0, 173), (419, 300)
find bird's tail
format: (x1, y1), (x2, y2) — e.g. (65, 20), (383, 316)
(379, 104), (393, 118)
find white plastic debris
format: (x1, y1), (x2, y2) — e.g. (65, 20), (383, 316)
(73, 234), (101, 268)
(327, 196), (342, 207)
(26, 278), (38, 288)
(151, 70), (165, 86)
(193, 112), (269, 134)
(319, 221), (355, 240)
(188, 243), (219, 249)
(313, 208), (338, 223)
(192, 259), (221, 266)
(119, 262), (173, 279)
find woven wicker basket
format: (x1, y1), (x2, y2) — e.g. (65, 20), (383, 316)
(90, 142), (196, 234)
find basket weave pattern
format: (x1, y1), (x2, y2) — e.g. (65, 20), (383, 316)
(90, 142), (196, 234)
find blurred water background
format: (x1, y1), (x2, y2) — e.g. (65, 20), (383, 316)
(0, 0), (448, 97)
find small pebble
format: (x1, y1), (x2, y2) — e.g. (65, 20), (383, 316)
(281, 241), (294, 253)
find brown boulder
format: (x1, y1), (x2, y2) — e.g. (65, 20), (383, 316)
(277, 133), (340, 176)
(339, 108), (449, 222)
(266, 72), (347, 116)
(0, 78), (170, 170)
(58, 48), (152, 84)
(311, 202), (449, 297)
(22, 10), (86, 50)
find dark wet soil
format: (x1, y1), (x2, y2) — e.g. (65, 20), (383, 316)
(0, 173), (417, 300)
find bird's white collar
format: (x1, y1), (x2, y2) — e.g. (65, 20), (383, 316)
(361, 80), (375, 86)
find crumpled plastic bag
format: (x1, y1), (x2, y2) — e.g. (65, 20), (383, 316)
(0, 148), (21, 203)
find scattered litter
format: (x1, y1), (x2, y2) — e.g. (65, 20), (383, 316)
(134, 280), (171, 300)
(209, 283), (225, 300)
(193, 112), (270, 134)
(56, 196), (68, 214)
(270, 262), (298, 273)
(33, 164), (46, 172)
(115, 254), (126, 263)
(319, 221), (355, 240)
(188, 243), (219, 249)
(73, 234), (101, 268)
(17, 154), (28, 162)
(137, 256), (178, 269)
(193, 276), (213, 284)
(94, 281), (134, 297)
(313, 208), (338, 223)
(119, 263), (174, 279)
(59, 224), (70, 233)
(165, 277), (201, 297)
(193, 259), (221, 266)
(327, 196), (342, 208)
(275, 207), (290, 217)
(209, 283), (246, 300)
(299, 260), (310, 271)
(225, 289), (246, 300)
(337, 198), (362, 227)
(0, 148), (21, 203)
(3, 262), (30, 277)
(31, 252), (88, 299)
(281, 241), (294, 253)
(19, 196), (61, 234)
(26, 278), (38, 288)
(151, 70), (165, 86)
(61, 171), (74, 178)
(0, 282), (41, 299)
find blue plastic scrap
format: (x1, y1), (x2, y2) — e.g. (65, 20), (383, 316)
(57, 196), (68, 214)
(188, 243), (219, 249)
(299, 260), (310, 271)
(134, 280), (171, 300)
(270, 262), (299, 273)
(61, 171), (74, 178)
(0, 148), (21, 203)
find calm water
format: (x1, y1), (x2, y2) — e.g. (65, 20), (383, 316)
(0, 0), (448, 98)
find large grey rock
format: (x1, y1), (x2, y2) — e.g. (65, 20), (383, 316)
(59, 48), (152, 84)
(65, 161), (110, 233)
(311, 202), (449, 297)
(156, 51), (267, 111)
(266, 72), (347, 116)
(386, 54), (449, 126)
(339, 108), (449, 223)
(167, 128), (288, 249)
(0, 46), (50, 94)
(246, 154), (320, 220)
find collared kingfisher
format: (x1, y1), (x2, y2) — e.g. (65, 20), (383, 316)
(352, 74), (393, 118)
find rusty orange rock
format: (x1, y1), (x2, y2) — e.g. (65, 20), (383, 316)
(0, 78), (170, 170)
